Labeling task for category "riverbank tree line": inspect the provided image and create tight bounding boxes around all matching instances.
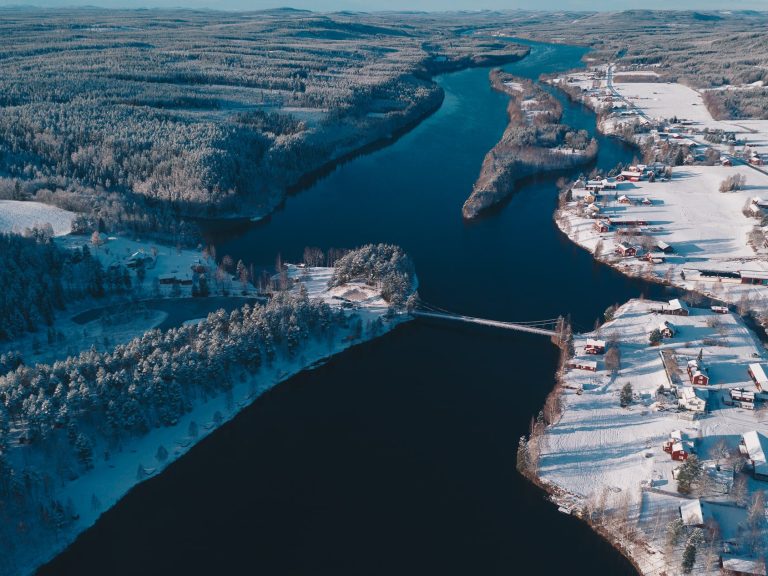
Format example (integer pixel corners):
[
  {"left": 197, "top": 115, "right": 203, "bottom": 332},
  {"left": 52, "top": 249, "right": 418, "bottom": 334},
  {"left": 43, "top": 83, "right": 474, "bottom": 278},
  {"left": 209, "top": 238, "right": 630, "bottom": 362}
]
[
  {"left": 0, "top": 8, "right": 528, "bottom": 239},
  {"left": 0, "top": 243, "right": 412, "bottom": 566}
]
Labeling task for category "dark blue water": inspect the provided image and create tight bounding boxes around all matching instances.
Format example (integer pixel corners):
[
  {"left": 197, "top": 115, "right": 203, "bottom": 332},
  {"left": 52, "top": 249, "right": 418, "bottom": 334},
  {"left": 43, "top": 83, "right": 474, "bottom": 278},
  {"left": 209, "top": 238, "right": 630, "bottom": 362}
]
[{"left": 40, "top": 40, "right": 674, "bottom": 576}]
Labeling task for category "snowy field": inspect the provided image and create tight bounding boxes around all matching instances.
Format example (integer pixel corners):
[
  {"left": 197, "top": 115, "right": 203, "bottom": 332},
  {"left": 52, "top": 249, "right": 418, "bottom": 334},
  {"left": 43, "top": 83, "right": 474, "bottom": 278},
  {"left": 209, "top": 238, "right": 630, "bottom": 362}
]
[
  {"left": 558, "top": 165, "right": 768, "bottom": 315},
  {"left": 538, "top": 299, "right": 768, "bottom": 575},
  {"left": 0, "top": 200, "right": 75, "bottom": 236},
  {"left": 12, "top": 266, "right": 411, "bottom": 576},
  {"left": 552, "top": 67, "right": 768, "bottom": 165}
]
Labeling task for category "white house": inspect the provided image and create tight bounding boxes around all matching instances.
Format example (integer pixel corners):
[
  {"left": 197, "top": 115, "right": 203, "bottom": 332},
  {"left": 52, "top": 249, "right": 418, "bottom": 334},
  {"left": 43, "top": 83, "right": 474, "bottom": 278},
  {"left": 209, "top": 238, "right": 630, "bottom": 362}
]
[{"left": 741, "top": 431, "right": 768, "bottom": 481}]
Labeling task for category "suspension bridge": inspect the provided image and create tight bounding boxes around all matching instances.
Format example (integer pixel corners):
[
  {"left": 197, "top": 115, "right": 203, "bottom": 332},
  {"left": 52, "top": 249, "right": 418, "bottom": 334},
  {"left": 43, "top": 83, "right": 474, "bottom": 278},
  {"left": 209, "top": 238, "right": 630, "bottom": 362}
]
[{"left": 412, "top": 302, "right": 564, "bottom": 338}]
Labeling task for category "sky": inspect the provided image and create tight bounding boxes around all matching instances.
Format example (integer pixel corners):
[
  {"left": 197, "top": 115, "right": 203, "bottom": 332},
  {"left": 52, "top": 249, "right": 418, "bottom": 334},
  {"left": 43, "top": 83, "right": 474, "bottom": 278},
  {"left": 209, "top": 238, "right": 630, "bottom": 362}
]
[{"left": 2, "top": 0, "right": 766, "bottom": 11}]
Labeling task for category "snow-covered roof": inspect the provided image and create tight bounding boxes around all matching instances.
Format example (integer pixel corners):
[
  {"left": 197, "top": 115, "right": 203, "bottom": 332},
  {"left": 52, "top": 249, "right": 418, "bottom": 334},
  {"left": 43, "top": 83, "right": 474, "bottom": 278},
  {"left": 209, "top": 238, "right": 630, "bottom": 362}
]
[
  {"left": 741, "top": 270, "right": 768, "bottom": 280},
  {"left": 671, "top": 429, "right": 682, "bottom": 441},
  {"left": 618, "top": 194, "right": 630, "bottom": 201},
  {"left": 656, "top": 241, "right": 670, "bottom": 250},
  {"left": 679, "top": 499, "right": 704, "bottom": 526},
  {"left": 749, "top": 363, "right": 768, "bottom": 384},
  {"left": 721, "top": 555, "right": 767, "bottom": 576},
  {"left": 586, "top": 338, "right": 606, "bottom": 348},
  {"left": 742, "top": 431, "right": 768, "bottom": 469},
  {"left": 668, "top": 298, "right": 688, "bottom": 311}
]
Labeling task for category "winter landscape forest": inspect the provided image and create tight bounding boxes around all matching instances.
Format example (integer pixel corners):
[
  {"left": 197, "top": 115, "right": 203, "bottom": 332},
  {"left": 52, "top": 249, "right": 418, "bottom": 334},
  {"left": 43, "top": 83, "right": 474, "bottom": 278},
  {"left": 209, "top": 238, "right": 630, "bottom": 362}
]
[{"left": 3, "top": 5, "right": 768, "bottom": 576}]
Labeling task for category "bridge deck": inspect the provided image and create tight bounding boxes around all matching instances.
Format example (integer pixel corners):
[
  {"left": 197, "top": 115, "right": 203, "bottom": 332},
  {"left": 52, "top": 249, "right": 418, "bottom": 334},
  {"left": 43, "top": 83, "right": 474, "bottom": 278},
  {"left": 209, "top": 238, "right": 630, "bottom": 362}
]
[{"left": 412, "top": 310, "right": 557, "bottom": 337}]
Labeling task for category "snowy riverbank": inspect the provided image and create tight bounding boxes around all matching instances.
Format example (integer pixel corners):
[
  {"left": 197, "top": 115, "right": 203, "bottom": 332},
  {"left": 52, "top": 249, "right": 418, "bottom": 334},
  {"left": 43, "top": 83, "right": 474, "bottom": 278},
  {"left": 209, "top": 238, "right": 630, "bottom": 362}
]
[
  {"left": 526, "top": 299, "right": 768, "bottom": 575},
  {"left": 554, "top": 163, "right": 768, "bottom": 328},
  {"left": 9, "top": 265, "right": 413, "bottom": 576}
]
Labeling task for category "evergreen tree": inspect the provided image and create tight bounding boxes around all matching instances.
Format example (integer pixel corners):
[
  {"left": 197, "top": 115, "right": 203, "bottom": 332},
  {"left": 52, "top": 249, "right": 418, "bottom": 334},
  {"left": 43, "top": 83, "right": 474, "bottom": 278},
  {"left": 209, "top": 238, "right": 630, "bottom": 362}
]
[{"left": 620, "top": 382, "right": 633, "bottom": 408}]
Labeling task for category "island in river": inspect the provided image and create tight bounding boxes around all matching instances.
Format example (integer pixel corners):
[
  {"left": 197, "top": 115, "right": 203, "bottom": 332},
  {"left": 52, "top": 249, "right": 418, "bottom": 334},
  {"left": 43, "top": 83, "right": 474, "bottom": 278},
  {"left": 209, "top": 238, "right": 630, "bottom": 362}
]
[{"left": 462, "top": 70, "right": 597, "bottom": 219}]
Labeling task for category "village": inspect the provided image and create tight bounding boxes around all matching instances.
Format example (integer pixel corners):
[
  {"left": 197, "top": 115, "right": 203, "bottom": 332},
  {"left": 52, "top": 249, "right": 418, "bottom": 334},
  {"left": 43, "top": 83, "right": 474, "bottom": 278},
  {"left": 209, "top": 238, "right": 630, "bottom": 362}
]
[
  {"left": 552, "top": 64, "right": 768, "bottom": 171},
  {"left": 533, "top": 297, "right": 768, "bottom": 576},
  {"left": 555, "top": 158, "right": 768, "bottom": 327}
]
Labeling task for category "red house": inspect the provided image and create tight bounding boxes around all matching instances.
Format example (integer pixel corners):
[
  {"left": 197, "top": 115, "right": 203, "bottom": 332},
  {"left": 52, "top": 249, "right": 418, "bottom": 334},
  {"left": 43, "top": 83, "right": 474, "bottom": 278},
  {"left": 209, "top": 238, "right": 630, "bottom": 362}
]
[
  {"left": 584, "top": 338, "right": 606, "bottom": 355},
  {"left": 568, "top": 360, "right": 597, "bottom": 372},
  {"left": 671, "top": 442, "right": 689, "bottom": 461},
  {"left": 687, "top": 359, "right": 709, "bottom": 386},
  {"left": 616, "top": 242, "right": 637, "bottom": 257},
  {"left": 593, "top": 220, "right": 611, "bottom": 233}
]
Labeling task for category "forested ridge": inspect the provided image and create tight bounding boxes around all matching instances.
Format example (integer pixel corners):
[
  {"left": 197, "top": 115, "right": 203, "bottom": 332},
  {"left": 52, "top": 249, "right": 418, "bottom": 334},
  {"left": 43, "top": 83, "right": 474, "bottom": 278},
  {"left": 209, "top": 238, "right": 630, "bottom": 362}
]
[{"left": 0, "top": 8, "right": 528, "bottom": 235}]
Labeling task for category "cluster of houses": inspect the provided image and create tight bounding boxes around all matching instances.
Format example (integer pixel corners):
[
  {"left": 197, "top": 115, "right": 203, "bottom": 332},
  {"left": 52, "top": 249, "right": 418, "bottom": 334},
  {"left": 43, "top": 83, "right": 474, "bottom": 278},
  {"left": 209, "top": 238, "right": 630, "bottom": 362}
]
[{"left": 662, "top": 429, "right": 694, "bottom": 461}]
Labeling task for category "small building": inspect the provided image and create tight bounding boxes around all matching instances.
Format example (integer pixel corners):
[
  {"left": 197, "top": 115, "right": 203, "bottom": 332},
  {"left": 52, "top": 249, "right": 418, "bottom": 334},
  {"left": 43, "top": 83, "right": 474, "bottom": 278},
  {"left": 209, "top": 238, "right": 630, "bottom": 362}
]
[
  {"left": 748, "top": 363, "right": 768, "bottom": 392},
  {"left": 719, "top": 555, "right": 766, "bottom": 576},
  {"left": 667, "top": 298, "right": 690, "bottom": 316},
  {"left": 687, "top": 358, "right": 709, "bottom": 385},
  {"left": 611, "top": 219, "right": 648, "bottom": 227},
  {"left": 655, "top": 241, "right": 673, "bottom": 254},
  {"left": 740, "top": 431, "right": 768, "bottom": 481},
  {"left": 615, "top": 242, "right": 637, "bottom": 257},
  {"left": 586, "top": 203, "right": 601, "bottom": 217},
  {"left": 659, "top": 320, "right": 675, "bottom": 338},
  {"left": 679, "top": 499, "right": 705, "bottom": 527},
  {"left": 711, "top": 305, "right": 729, "bottom": 314},
  {"left": 721, "top": 157, "right": 733, "bottom": 167},
  {"left": 678, "top": 386, "right": 706, "bottom": 413},
  {"left": 619, "top": 170, "right": 643, "bottom": 182},
  {"left": 584, "top": 338, "right": 606, "bottom": 355},
  {"left": 617, "top": 194, "right": 632, "bottom": 205},
  {"left": 586, "top": 179, "right": 605, "bottom": 191},
  {"left": 727, "top": 388, "right": 756, "bottom": 408},
  {"left": 740, "top": 270, "right": 768, "bottom": 285},
  {"left": 568, "top": 359, "right": 598, "bottom": 372},
  {"left": 641, "top": 197, "right": 653, "bottom": 206},
  {"left": 602, "top": 178, "right": 618, "bottom": 190},
  {"left": 593, "top": 219, "right": 611, "bottom": 233},
  {"left": 583, "top": 191, "right": 597, "bottom": 204},
  {"left": 671, "top": 441, "right": 690, "bottom": 461}
]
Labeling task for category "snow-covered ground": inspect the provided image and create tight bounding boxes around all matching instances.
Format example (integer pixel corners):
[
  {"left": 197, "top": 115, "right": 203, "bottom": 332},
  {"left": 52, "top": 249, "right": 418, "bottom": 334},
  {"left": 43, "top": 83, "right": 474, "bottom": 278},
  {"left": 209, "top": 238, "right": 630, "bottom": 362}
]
[
  {"left": 12, "top": 266, "right": 411, "bottom": 576},
  {"left": 537, "top": 299, "right": 768, "bottom": 575},
  {"left": 58, "top": 234, "right": 223, "bottom": 296},
  {"left": 551, "top": 67, "right": 768, "bottom": 167},
  {"left": 557, "top": 165, "right": 768, "bottom": 316},
  {"left": 0, "top": 200, "right": 75, "bottom": 236}
]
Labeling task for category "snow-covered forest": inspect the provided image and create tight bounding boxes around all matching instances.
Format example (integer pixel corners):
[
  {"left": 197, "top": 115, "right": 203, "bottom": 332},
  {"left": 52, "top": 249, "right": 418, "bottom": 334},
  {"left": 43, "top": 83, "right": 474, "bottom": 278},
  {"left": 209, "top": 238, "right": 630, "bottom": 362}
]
[
  {"left": 0, "top": 242, "right": 415, "bottom": 574},
  {"left": 329, "top": 243, "right": 415, "bottom": 307},
  {"left": 0, "top": 8, "right": 527, "bottom": 235},
  {"left": 0, "top": 233, "right": 125, "bottom": 341}
]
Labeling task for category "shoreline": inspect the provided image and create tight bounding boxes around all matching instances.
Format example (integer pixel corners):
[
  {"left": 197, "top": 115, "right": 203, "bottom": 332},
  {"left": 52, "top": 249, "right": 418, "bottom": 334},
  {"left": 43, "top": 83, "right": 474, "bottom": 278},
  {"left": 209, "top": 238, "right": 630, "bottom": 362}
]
[
  {"left": 526, "top": 295, "right": 768, "bottom": 575},
  {"left": 9, "top": 262, "right": 415, "bottom": 576},
  {"left": 198, "top": 48, "right": 531, "bottom": 226},
  {"left": 462, "top": 70, "right": 598, "bottom": 219}
]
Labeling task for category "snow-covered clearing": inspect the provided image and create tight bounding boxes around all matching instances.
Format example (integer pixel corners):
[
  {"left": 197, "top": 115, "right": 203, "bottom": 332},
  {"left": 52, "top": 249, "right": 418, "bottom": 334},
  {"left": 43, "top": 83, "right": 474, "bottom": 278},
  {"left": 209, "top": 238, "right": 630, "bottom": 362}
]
[
  {"left": 558, "top": 165, "right": 768, "bottom": 314},
  {"left": 552, "top": 67, "right": 768, "bottom": 166},
  {"left": 0, "top": 200, "right": 75, "bottom": 236},
  {"left": 13, "top": 266, "right": 409, "bottom": 576},
  {"left": 538, "top": 299, "right": 768, "bottom": 575}
]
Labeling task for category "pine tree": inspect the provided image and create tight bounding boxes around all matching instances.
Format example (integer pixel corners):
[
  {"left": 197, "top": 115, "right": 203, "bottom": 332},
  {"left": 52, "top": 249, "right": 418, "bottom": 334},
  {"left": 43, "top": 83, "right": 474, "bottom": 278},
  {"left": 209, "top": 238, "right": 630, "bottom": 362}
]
[
  {"left": 620, "top": 382, "right": 633, "bottom": 408},
  {"left": 677, "top": 455, "right": 703, "bottom": 494}
]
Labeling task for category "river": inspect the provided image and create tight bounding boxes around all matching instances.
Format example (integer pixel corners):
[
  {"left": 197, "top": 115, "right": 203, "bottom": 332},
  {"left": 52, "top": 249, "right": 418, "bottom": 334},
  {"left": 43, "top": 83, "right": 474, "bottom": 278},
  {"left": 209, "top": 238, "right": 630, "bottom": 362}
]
[{"left": 40, "top": 39, "right": 676, "bottom": 575}]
